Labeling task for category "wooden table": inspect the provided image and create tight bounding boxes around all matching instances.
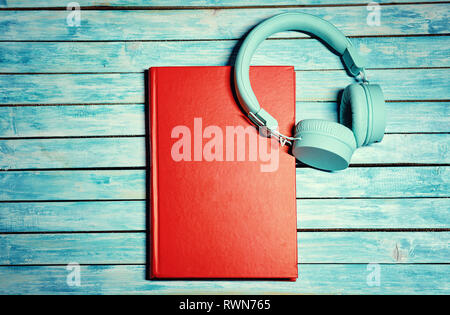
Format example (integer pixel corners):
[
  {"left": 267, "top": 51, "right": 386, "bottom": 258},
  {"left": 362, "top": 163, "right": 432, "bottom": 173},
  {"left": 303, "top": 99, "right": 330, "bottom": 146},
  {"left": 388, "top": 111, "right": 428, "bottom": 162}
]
[{"left": 0, "top": 0, "right": 448, "bottom": 294}]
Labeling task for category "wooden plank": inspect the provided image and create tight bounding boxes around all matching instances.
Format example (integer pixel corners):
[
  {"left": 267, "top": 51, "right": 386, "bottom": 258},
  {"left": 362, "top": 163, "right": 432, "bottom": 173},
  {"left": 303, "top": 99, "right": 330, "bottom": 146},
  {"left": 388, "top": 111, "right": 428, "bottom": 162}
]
[
  {"left": 0, "top": 73, "right": 144, "bottom": 105},
  {"left": 299, "top": 232, "right": 450, "bottom": 263},
  {"left": 0, "top": 101, "right": 448, "bottom": 137},
  {"left": 297, "top": 101, "right": 450, "bottom": 133},
  {"left": 296, "top": 69, "right": 449, "bottom": 101},
  {"left": 2, "top": 36, "right": 449, "bottom": 73},
  {"left": 0, "top": 232, "right": 448, "bottom": 265},
  {"left": 0, "top": 5, "right": 448, "bottom": 41},
  {"left": 0, "top": 105, "right": 146, "bottom": 137},
  {"left": 299, "top": 198, "right": 450, "bottom": 229},
  {"left": 1, "top": 69, "right": 448, "bottom": 104},
  {"left": 0, "top": 167, "right": 447, "bottom": 200},
  {"left": 0, "top": 233, "right": 144, "bottom": 265},
  {"left": 0, "top": 170, "right": 146, "bottom": 200},
  {"left": 350, "top": 134, "right": 450, "bottom": 164},
  {"left": 1, "top": 0, "right": 443, "bottom": 8},
  {"left": 296, "top": 167, "right": 449, "bottom": 198},
  {"left": 1, "top": 198, "right": 448, "bottom": 232},
  {"left": 0, "top": 201, "right": 146, "bottom": 232},
  {"left": 0, "top": 264, "right": 448, "bottom": 294},
  {"left": 0, "top": 134, "right": 448, "bottom": 169},
  {"left": 0, "top": 137, "right": 146, "bottom": 169}
]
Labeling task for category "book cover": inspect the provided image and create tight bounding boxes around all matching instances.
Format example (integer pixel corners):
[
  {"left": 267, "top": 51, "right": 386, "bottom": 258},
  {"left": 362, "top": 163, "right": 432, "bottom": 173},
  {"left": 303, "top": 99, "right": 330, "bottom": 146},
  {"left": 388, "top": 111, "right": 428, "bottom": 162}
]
[{"left": 150, "top": 66, "right": 297, "bottom": 279}]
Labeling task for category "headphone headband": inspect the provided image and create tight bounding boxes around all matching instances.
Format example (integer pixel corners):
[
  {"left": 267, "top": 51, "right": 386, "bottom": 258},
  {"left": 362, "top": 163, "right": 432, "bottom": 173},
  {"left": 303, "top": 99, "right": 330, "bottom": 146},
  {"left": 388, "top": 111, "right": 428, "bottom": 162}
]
[{"left": 234, "top": 13, "right": 366, "bottom": 134}]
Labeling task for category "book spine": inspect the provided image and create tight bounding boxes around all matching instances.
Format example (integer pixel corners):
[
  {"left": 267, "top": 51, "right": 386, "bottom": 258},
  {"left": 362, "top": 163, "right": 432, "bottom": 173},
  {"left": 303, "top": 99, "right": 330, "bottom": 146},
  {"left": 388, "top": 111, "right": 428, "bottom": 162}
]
[
  {"left": 292, "top": 66, "right": 299, "bottom": 277},
  {"left": 150, "top": 67, "right": 159, "bottom": 278}
]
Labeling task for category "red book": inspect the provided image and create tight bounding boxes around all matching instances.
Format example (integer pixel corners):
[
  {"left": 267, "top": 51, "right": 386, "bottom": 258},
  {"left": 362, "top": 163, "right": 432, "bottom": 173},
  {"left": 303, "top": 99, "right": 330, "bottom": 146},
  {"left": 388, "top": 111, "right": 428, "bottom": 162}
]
[{"left": 150, "top": 66, "right": 297, "bottom": 279}]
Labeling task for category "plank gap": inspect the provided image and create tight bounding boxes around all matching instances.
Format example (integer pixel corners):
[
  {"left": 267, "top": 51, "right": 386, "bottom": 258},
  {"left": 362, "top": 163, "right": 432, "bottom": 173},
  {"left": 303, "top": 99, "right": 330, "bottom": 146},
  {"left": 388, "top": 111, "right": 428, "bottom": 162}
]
[
  {"left": 1, "top": 66, "right": 449, "bottom": 75},
  {"left": 1, "top": 2, "right": 449, "bottom": 11},
  {"left": 0, "top": 34, "right": 449, "bottom": 43}
]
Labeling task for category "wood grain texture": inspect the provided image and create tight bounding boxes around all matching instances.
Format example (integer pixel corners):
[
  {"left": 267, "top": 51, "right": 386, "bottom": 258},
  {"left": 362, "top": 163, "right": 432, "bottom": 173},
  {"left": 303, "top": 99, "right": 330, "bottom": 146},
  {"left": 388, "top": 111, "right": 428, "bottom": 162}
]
[
  {"left": 0, "top": 134, "right": 448, "bottom": 169},
  {"left": 0, "top": 264, "right": 448, "bottom": 294},
  {"left": 0, "top": 264, "right": 450, "bottom": 294},
  {"left": 297, "top": 101, "right": 450, "bottom": 133},
  {"left": 0, "top": 105, "right": 146, "bottom": 137},
  {"left": 0, "top": 73, "right": 145, "bottom": 105},
  {"left": 2, "top": 36, "right": 449, "bottom": 73},
  {"left": 298, "top": 232, "right": 450, "bottom": 263},
  {"left": 1, "top": 69, "right": 449, "bottom": 104},
  {"left": 0, "top": 232, "right": 448, "bottom": 264},
  {"left": 1, "top": 198, "right": 449, "bottom": 232},
  {"left": 298, "top": 198, "right": 450, "bottom": 229},
  {"left": 0, "top": 137, "right": 146, "bottom": 169},
  {"left": 0, "top": 4, "right": 448, "bottom": 41},
  {"left": 0, "top": 0, "right": 448, "bottom": 295},
  {"left": 1, "top": 0, "right": 444, "bottom": 8},
  {"left": 0, "top": 101, "right": 448, "bottom": 138},
  {"left": 0, "top": 167, "right": 447, "bottom": 200},
  {"left": 296, "top": 167, "right": 449, "bottom": 198},
  {"left": 0, "top": 170, "right": 146, "bottom": 200},
  {"left": 296, "top": 69, "right": 449, "bottom": 101},
  {"left": 0, "top": 201, "right": 146, "bottom": 232}
]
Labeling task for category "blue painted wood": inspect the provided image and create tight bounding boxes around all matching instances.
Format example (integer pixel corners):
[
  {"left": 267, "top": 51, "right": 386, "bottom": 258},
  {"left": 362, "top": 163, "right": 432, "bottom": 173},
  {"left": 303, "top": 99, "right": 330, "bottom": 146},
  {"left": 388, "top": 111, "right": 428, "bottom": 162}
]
[
  {"left": 0, "top": 105, "right": 146, "bottom": 137},
  {"left": 0, "top": 101, "right": 448, "bottom": 138},
  {"left": 0, "top": 170, "right": 146, "bottom": 200},
  {"left": 1, "top": 69, "right": 448, "bottom": 104},
  {"left": 0, "top": 137, "right": 146, "bottom": 169},
  {"left": 296, "top": 167, "right": 449, "bottom": 198},
  {"left": 0, "top": 264, "right": 448, "bottom": 294},
  {"left": 0, "top": 134, "right": 448, "bottom": 169},
  {"left": 0, "top": 5, "right": 448, "bottom": 41},
  {"left": 1, "top": 198, "right": 448, "bottom": 233},
  {"left": 0, "top": 0, "right": 448, "bottom": 295},
  {"left": 0, "top": 232, "right": 448, "bottom": 264},
  {"left": 296, "top": 69, "right": 450, "bottom": 101},
  {"left": 0, "top": 167, "right": 447, "bottom": 200},
  {"left": 1, "top": 0, "right": 444, "bottom": 7},
  {"left": 0, "top": 73, "right": 145, "bottom": 104},
  {"left": 1, "top": 37, "right": 448, "bottom": 73},
  {"left": 298, "top": 232, "right": 450, "bottom": 263},
  {"left": 298, "top": 199, "right": 450, "bottom": 229},
  {"left": 0, "top": 201, "right": 146, "bottom": 232},
  {"left": 297, "top": 101, "right": 450, "bottom": 133}
]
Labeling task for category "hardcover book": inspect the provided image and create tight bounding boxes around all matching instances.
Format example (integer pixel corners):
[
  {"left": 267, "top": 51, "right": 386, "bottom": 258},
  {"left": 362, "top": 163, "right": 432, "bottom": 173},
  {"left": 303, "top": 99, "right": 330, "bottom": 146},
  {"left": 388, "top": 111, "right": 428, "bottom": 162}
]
[{"left": 150, "top": 66, "right": 297, "bottom": 279}]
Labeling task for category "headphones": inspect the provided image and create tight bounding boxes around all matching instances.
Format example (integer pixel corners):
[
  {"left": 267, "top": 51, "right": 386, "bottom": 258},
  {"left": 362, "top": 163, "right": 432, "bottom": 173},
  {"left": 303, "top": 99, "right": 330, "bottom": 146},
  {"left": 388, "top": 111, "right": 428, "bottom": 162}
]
[{"left": 234, "top": 13, "right": 386, "bottom": 171}]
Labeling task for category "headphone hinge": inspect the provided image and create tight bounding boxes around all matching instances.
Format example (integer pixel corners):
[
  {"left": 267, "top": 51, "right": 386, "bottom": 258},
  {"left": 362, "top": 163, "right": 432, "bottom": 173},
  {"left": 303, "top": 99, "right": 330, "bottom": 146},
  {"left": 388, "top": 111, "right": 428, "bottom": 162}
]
[
  {"left": 342, "top": 46, "right": 366, "bottom": 77},
  {"left": 248, "top": 109, "right": 279, "bottom": 138}
]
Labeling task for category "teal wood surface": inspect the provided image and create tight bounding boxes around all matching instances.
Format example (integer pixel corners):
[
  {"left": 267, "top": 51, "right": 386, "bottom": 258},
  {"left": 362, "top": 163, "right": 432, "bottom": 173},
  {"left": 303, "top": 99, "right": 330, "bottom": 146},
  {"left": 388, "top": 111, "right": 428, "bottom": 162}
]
[
  {"left": 0, "top": 201, "right": 146, "bottom": 232},
  {"left": 1, "top": 0, "right": 445, "bottom": 8},
  {"left": 0, "top": 133, "right": 448, "bottom": 169},
  {"left": 0, "top": 232, "right": 448, "bottom": 264},
  {"left": 0, "top": 0, "right": 448, "bottom": 294},
  {"left": 0, "top": 101, "right": 448, "bottom": 138},
  {"left": 1, "top": 198, "right": 449, "bottom": 233},
  {"left": 1, "top": 69, "right": 449, "bottom": 104},
  {"left": 1, "top": 37, "right": 449, "bottom": 73},
  {"left": 0, "top": 265, "right": 448, "bottom": 295},
  {"left": 298, "top": 199, "right": 450, "bottom": 229},
  {"left": 0, "top": 167, "right": 448, "bottom": 200},
  {"left": 0, "top": 4, "right": 447, "bottom": 41}
]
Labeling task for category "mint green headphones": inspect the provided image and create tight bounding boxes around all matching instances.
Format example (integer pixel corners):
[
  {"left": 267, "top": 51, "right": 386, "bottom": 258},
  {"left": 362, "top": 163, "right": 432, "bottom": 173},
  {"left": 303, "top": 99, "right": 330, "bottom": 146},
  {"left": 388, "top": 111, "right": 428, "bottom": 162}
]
[{"left": 234, "top": 13, "right": 386, "bottom": 171}]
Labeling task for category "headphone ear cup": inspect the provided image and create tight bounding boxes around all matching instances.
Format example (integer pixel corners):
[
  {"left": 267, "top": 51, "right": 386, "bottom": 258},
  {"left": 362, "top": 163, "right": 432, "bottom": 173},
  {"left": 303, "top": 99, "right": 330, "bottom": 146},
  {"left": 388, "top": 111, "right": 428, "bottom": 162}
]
[
  {"left": 339, "top": 84, "right": 368, "bottom": 148},
  {"left": 362, "top": 84, "right": 386, "bottom": 145},
  {"left": 293, "top": 119, "right": 356, "bottom": 171}
]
